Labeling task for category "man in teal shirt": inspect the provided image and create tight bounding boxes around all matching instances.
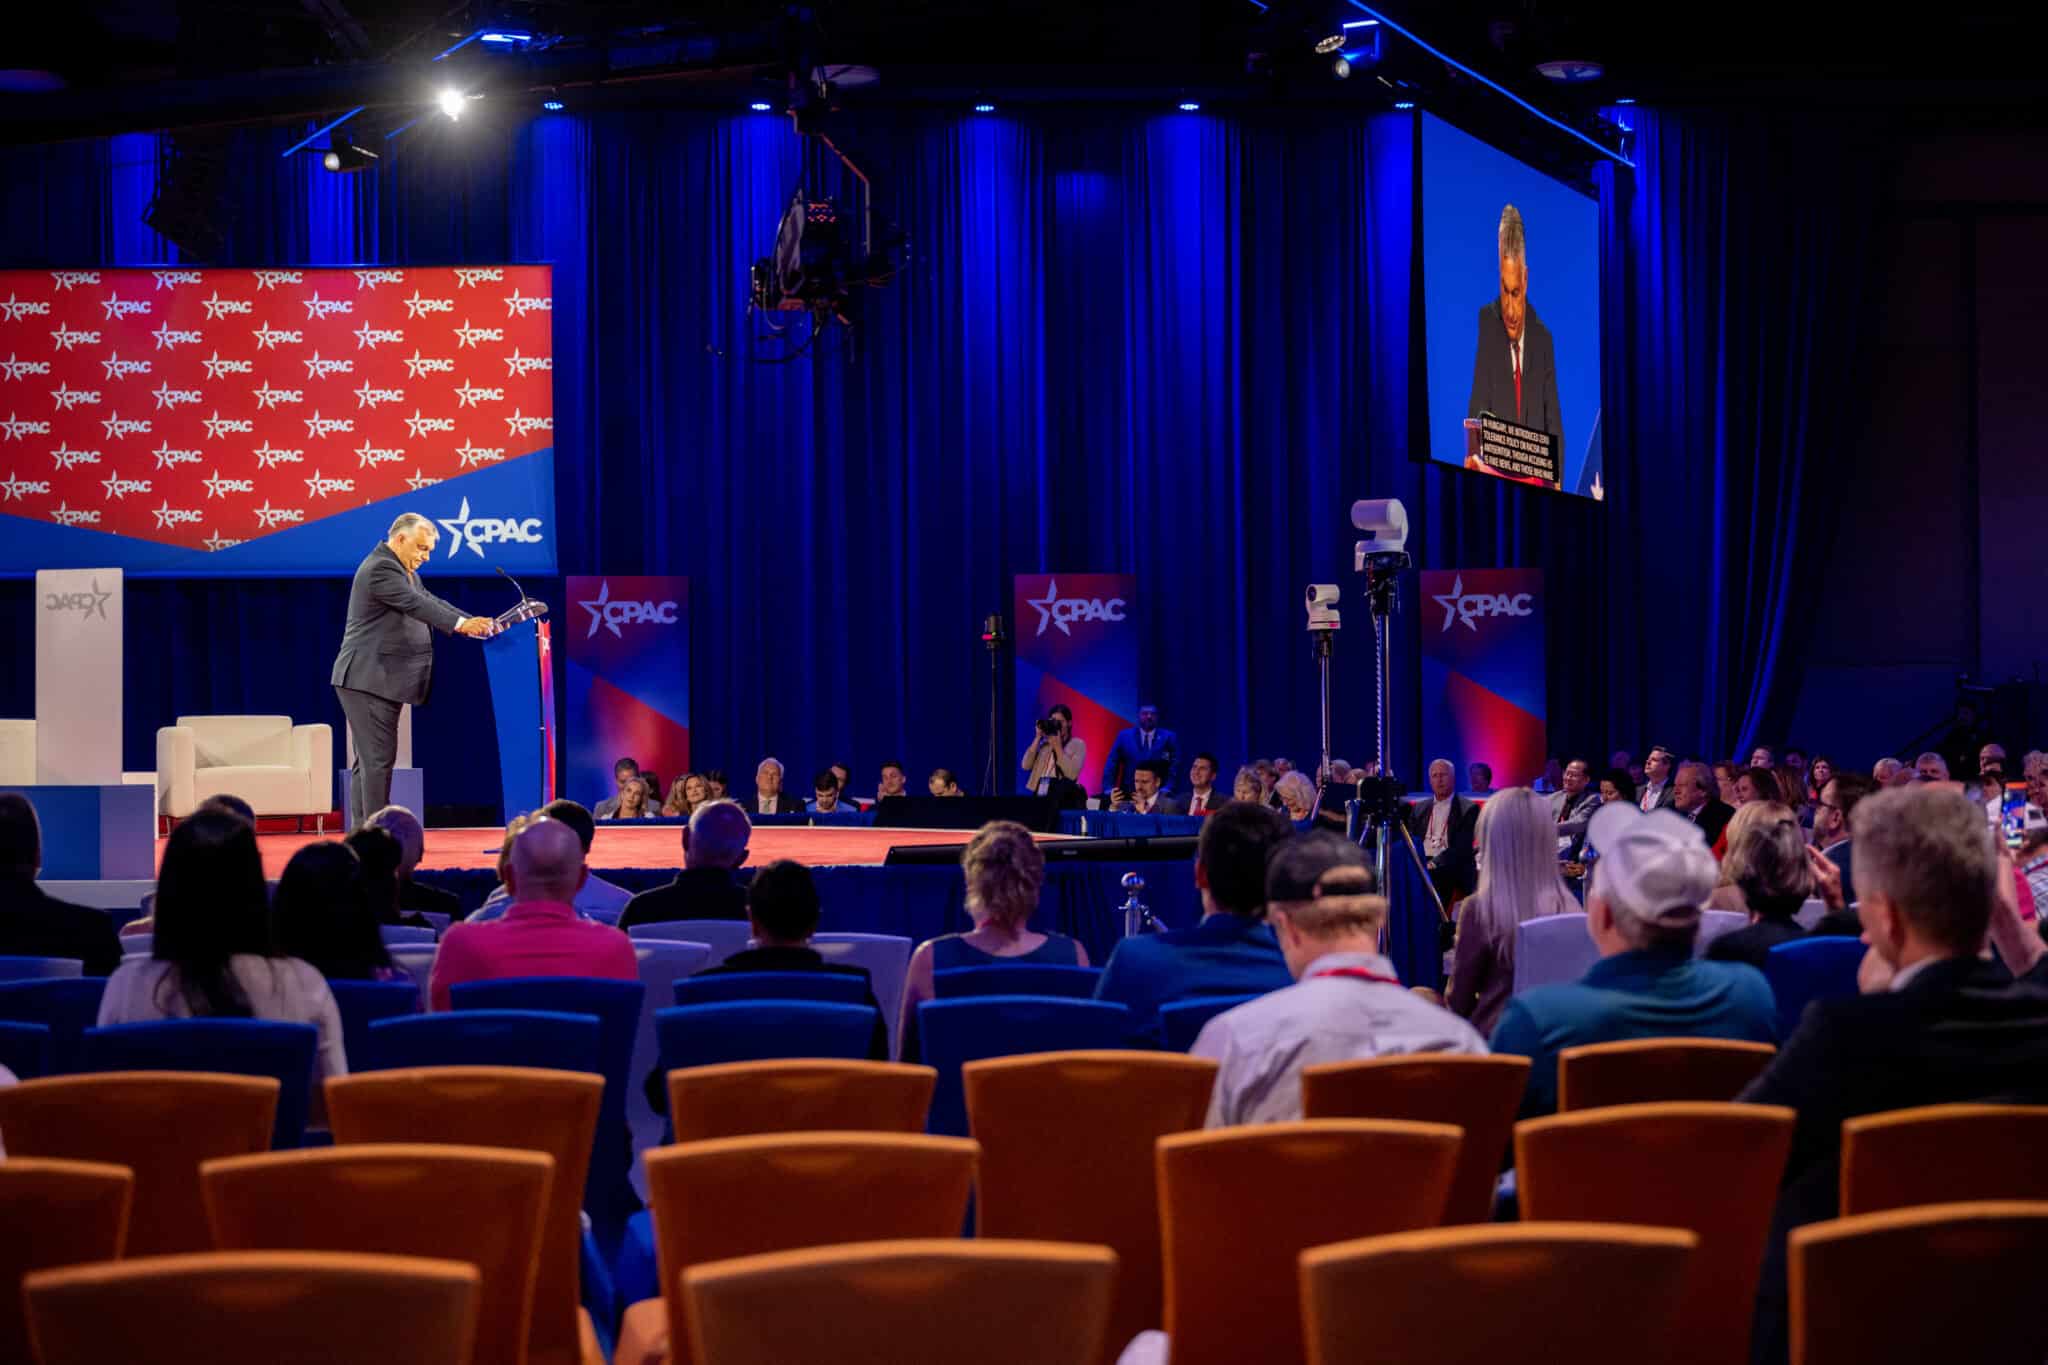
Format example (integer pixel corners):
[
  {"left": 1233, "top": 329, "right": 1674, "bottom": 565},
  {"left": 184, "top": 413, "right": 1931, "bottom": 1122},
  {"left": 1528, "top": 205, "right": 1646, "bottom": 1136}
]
[
  {"left": 1490, "top": 801, "right": 1777, "bottom": 1117},
  {"left": 1094, "top": 800, "right": 1296, "bottom": 1041}
]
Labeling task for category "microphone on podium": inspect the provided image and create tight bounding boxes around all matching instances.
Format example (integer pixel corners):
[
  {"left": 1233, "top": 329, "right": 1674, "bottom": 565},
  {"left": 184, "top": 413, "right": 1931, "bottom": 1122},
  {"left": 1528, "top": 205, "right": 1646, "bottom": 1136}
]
[{"left": 489, "top": 565, "right": 548, "bottom": 632}]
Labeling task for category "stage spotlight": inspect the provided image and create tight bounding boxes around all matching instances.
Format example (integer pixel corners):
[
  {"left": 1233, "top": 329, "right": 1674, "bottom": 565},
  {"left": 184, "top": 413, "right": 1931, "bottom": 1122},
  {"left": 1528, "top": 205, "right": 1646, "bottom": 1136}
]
[
  {"left": 1393, "top": 100, "right": 1415, "bottom": 110},
  {"left": 1178, "top": 100, "right": 1200, "bottom": 111},
  {"left": 973, "top": 102, "right": 995, "bottom": 112},
  {"left": 1313, "top": 32, "right": 1345, "bottom": 54},
  {"left": 321, "top": 129, "right": 378, "bottom": 173},
  {"left": 436, "top": 88, "right": 466, "bottom": 120},
  {"left": 1615, "top": 96, "right": 1636, "bottom": 104},
  {"left": 542, "top": 100, "right": 564, "bottom": 111},
  {"left": 1331, "top": 56, "right": 1351, "bottom": 78},
  {"left": 750, "top": 101, "right": 773, "bottom": 111}
]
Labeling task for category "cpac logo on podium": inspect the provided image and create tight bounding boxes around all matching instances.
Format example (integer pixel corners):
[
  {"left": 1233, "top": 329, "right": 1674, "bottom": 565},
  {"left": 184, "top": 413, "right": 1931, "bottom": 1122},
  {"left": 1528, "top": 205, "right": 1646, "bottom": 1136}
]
[
  {"left": 578, "top": 580, "right": 679, "bottom": 639},
  {"left": 44, "top": 578, "right": 113, "bottom": 619},
  {"left": 1026, "top": 578, "right": 1128, "bottom": 638},
  {"left": 1432, "top": 575, "right": 1536, "bottom": 633}
]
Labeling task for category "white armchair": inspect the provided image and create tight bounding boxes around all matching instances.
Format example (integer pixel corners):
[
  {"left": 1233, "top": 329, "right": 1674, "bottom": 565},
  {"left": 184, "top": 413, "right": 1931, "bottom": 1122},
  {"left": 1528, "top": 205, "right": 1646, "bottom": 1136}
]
[
  {"left": 0, "top": 720, "right": 33, "bottom": 785},
  {"left": 157, "top": 715, "right": 334, "bottom": 823}
]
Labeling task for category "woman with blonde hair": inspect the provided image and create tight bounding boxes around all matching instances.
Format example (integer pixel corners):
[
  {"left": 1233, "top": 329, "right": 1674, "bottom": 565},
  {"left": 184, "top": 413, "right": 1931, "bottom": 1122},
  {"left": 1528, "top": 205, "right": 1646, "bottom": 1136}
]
[
  {"left": 897, "top": 821, "right": 1090, "bottom": 1051},
  {"left": 1705, "top": 801, "right": 1825, "bottom": 968},
  {"left": 661, "top": 772, "right": 710, "bottom": 818},
  {"left": 1231, "top": 765, "right": 1263, "bottom": 804},
  {"left": 1445, "top": 788, "right": 1578, "bottom": 1036}
]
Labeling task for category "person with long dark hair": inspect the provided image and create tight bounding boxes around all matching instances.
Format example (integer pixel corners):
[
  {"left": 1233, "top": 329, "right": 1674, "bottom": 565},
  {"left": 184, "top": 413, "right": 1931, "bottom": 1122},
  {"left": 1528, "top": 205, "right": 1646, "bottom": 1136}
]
[
  {"left": 273, "top": 841, "right": 406, "bottom": 983},
  {"left": 97, "top": 807, "right": 347, "bottom": 1084},
  {"left": 345, "top": 824, "right": 433, "bottom": 931}
]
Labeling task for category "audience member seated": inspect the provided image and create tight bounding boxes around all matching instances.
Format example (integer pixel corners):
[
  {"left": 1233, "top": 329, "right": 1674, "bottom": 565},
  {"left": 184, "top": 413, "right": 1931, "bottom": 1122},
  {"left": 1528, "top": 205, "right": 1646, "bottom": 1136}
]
[
  {"left": 661, "top": 772, "right": 710, "bottom": 819},
  {"left": 1871, "top": 756, "right": 1905, "bottom": 788},
  {"left": 1713, "top": 760, "right": 1742, "bottom": 805},
  {"left": 1408, "top": 759, "right": 1479, "bottom": 903},
  {"left": 361, "top": 804, "right": 462, "bottom": 923},
  {"left": 1740, "top": 784, "right": 2048, "bottom": 1365},
  {"left": 428, "top": 816, "right": 637, "bottom": 1011},
  {"left": 1113, "top": 760, "right": 1182, "bottom": 815},
  {"left": 344, "top": 825, "right": 435, "bottom": 932},
  {"left": 828, "top": 763, "right": 856, "bottom": 806},
  {"left": 899, "top": 821, "right": 1088, "bottom": 1042},
  {"left": 592, "top": 756, "right": 642, "bottom": 820},
  {"left": 1734, "top": 767, "right": 1776, "bottom": 807},
  {"left": 1489, "top": 802, "right": 1776, "bottom": 1118},
  {"left": 609, "top": 776, "right": 656, "bottom": 821},
  {"left": 273, "top": 841, "right": 410, "bottom": 984},
  {"left": 97, "top": 806, "right": 347, "bottom": 1087},
  {"left": 1253, "top": 759, "right": 1280, "bottom": 807},
  {"left": 1092, "top": 802, "right": 1294, "bottom": 1039},
  {"left": 121, "top": 794, "right": 257, "bottom": 939},
  {"left": 1275, "top": 771, "right": 1319, "bottom": 832},
  {"left": 747, "top": 758, "right": 805, "bottom": 816},
  {"left": 876, "top": 761, "right": 909, "bottom": 804},
  {"left": 1598, "top": 766, "right": 1639, "bottom": 813},
  {"left": 1104, "top": 702, "right": 1177, "bottom": 799},
  {"left": 617, "top": 800, "right": 752, "bottom": 929},
  {"left": 703, "top": 769, "right": 729, "bottom": 799},
  {"left": 1670, "top": 759, "right": 1735, "bottom": 848},
  {"left": 1912, "top": 751, "right": 1950, "bottom": 783},
  {"left": 1447, "top": 788, "right": 1579, "bottom": 1038},
  {"left": 697, "top": 860, "right": 887, "bottom": 1052},
  {"left": 1231, "top": 765, "right": 1264, "bottom": 805},
  {"left": 1467, "top": 761, "right": 1495, "bottom": 797},
  {"left": 1748, "top": 745, "right": 1776, "bottom": 771},
  {"left": 0, "top": 792, "right": 121, "bottom": 975},
  {"left": 1533, "top": 757, "right": 1564, "bottom": 795},
  {"left": 928, "top": 768, "right": 965, "bottom": 798},
  {"left": 1183, "top": 754, "right": 1227, "bottom": 815},
  {"left": 1810, "top": 771, "right": 1875, "bottom": 927},
  {"left": 1192, "top": 833, "right": 1487, "bottom": 1126},
  {"left": 806, "top": 769, "right": 849, "bottom": 814},
  {"left": 1703, "top": 803, "right": 1816, "bottom": 969},
  {"left": 2016, "top": 829, "right": 2048, "bottom": 925},
  {"left": 470, "top": 800, "right": 632, "bottom": 924}
]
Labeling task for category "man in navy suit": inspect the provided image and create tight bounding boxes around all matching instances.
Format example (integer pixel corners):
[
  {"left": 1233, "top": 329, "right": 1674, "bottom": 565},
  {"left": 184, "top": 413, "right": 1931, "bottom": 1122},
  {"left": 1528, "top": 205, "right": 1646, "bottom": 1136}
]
[
  {"left": 1467, "top": 204, "right": 1564, "bottom": 462},
  {"left": 1105, "top": 703, "right": 1178, "bottom": 797},
  {"left": 1092, "top": 801, "right": 1295, "bottom": 1041}
]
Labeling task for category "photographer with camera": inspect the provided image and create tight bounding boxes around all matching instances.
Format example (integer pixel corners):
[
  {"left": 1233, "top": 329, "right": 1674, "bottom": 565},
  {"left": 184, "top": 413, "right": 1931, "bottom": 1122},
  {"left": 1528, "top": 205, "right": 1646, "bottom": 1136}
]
[{"left": 1020, "top": 703, "right": 1085, "bottom": 796}]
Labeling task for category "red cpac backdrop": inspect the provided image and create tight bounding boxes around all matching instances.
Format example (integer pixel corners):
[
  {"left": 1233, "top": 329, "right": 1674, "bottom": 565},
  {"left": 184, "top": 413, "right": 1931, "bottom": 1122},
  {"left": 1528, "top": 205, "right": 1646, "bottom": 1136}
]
[{"left": 0, "top": 266, "right": 553, "bottom": 552}]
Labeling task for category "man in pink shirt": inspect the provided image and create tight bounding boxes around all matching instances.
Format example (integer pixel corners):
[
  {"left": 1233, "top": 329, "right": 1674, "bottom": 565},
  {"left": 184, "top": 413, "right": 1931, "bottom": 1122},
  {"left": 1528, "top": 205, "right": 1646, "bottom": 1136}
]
[{"left": 429, "top": 816, "right": 639, "bottom": 1010}]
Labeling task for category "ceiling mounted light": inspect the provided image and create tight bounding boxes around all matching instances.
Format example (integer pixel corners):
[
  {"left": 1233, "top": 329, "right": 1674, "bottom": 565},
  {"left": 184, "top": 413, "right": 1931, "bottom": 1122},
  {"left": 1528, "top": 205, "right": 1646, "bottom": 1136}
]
[
  {"left": 974, "top": 102, "right": 996, "bottom": 113},
  {"left": 1534, "top": 59, "right": 1605, "bottom": 82},
  {"left": 542, "top": 100, "right": 564, "bottom": 112},
  {"left": 436, "top": 88, "right": 467, "bottom": 120},
  {"left": 1178, "top": 100, "right": 1200, "bottom": 111},
  {"left": 1313, "top": 32, "right": 1345, "bottom": 54},
  {"left": 321, "top": 129, "right": 378, "bottom": 172}
]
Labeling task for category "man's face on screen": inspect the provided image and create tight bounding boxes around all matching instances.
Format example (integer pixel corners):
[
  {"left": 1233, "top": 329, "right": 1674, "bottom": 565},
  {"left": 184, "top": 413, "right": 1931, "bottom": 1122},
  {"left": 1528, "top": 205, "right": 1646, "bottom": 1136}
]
[{"left": 1498, "top": 255, "right": 1527, "bottom": 344}]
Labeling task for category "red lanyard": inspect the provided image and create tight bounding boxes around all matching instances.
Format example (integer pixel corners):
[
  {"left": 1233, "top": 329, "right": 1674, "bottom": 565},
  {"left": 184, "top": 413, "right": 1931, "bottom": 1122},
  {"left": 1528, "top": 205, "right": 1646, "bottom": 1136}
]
[{"left": 1309, "top": 965, "right": 1403, "bottom": 987}]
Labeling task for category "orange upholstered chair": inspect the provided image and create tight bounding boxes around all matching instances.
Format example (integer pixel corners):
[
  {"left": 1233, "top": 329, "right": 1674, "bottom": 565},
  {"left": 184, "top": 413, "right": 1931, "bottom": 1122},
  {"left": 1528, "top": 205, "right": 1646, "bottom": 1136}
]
[
  {"left": 1301, "top": 1053, "right": 1531, "bottom": 1224},
  {"left": 1515, "top": 1101, "right": 1795, "bottom": 1365},
  {"left": 1300, "top": 1223, "right": 1698, "bottom": 1365},
  {"left": 1839, "top": 1104, "right": 2048, "bottom": 1215},
  {"left": 23, "top": 1250, "right": 481, "bottom": 1365},
  {"left": 1555, "top": 1037, "right": 1776, "bottom": 1111},
  {"left": 667, "top": 1058, "right": 935, "bottom": 1141},
  {"left": 1157, "top": 1120, "right": 1462, "bottom": 1365},
  {"left": 0, "top": 1071, "right": 276, "bottom": 1256},
  {"left": 323, "top": 1066, "right": 604, "bottom": 1365},
  {"left": 0, "top": 1158, "right": 133, "bottom": 1365},
  {"left": 203, "top": 1144, "right": 552, "bottom": 1365},
  {"left": 964, "top": 1051, "right": 1215, "bottom": 1362},
  {"left": 617, "top": 1132, "right": 978, "bottom": 1365},
  {"left": 683, "top": 1238, "right": 1119, "bottom": 1365},
  {"left": 1791, "top": 1201, "right": 2048, "bottom": 1365}
]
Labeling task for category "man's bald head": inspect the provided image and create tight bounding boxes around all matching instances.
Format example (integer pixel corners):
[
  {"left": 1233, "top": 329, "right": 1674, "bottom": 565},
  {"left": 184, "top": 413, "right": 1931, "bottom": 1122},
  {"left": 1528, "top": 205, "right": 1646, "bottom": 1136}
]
[
  {"left": 506, "top": 816, "right": 588, "bottom": 903},
  {"left": 683, "top": 799, "right": 751, "bottom": 870}
]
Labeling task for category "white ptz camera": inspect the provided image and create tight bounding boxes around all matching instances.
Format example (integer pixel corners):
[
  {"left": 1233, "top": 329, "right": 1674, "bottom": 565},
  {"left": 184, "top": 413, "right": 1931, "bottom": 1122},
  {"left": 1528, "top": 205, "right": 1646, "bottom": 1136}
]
[{"left": 1306, "top": 583, "right": 1341, "bottom": 632}]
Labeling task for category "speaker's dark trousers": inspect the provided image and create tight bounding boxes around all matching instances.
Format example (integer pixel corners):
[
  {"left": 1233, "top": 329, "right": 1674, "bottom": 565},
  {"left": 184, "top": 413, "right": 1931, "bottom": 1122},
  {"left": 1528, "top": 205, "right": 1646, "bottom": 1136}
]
[{"left": 334, "top": 685, "right": 401, "bottom": 824}]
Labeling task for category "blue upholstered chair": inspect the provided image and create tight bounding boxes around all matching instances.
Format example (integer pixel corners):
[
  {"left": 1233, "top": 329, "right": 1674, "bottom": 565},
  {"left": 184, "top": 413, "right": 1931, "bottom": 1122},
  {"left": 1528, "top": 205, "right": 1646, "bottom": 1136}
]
[
  {"left": 324, "top": 980, "right": 421, "bottom": 1075},
  {"left": 933, "top": 964, "right": 1103, "bottom": 1000},
  {"left": 1764, "top": 937, "right": 1867, "bottom": 1036},
  {"left": 0, "top": 1020, "right": 52, "bottom": 1080},
  {"left": 917, "top": 996, "right": 1135, "bottom": 1137},
  {"left": 358, "top": 1008, "right": 602, "bottom": 1077},
  {"left": 0, "top": 956, "right": 84, "bottom": 981},
  {"left": 1159, "top": 994, "right": 1261, "bottom": 1053},
  {"left": 81, "top": 1018, "right": 318, "bottom": 1148},
  {"left": 673, "top": 972, "right": 870, "bottom": 1008},
  {"left": 0, "top": 977, "right": 109, "bottom": 1074}
]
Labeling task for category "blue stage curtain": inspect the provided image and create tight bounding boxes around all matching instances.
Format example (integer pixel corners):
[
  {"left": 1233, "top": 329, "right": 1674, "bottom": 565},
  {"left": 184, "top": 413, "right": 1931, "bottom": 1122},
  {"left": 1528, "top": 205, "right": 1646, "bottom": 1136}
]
[{"left": 0, "top": 106, "right": 1878, "bottom": 815}]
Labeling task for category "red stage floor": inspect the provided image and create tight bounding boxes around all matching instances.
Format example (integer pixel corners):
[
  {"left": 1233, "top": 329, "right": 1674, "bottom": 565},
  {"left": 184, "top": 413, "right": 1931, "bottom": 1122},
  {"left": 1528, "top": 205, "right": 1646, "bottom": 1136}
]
[{"left": 163, "top": 825, "right": 1070, "bottom": 880}]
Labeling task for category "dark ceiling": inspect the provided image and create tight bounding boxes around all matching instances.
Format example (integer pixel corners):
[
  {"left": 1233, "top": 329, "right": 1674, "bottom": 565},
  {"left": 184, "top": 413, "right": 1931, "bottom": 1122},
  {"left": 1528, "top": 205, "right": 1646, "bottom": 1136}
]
[{"left": 5, "top": 0, "right": 2041, "bottom": 153}]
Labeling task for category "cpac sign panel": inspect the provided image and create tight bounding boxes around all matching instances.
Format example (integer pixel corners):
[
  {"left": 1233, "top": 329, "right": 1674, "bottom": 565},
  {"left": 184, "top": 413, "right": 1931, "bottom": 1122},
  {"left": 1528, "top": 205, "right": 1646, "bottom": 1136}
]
[
  {"left": 0, "top": 266, "right": 556, "bottom": 576},
  {"left": 563, "top": 576, "right": 690, "bottom": 813},
  {"left": 1013, "top": 574, "right": 1137, "bottom": 796},
  {"left": 1418, "top": 568, "right": 1547, "bottom": 790}
]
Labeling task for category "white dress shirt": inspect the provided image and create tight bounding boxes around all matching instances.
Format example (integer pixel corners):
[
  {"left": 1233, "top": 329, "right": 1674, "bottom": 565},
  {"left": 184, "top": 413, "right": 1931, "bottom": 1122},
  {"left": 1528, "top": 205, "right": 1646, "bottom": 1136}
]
[
  {"left": 1188, "top": 788, "right": 1219, "bottom": 813},
  {"left": 1191, "top": 950, "right": 1488, "bottom": 1127},
  {"left": 98, "top": 954, "right": 348, "bottom": 1084},
  {"left": 1424, "top": 798, "right": 1452, "bottom": 858}
]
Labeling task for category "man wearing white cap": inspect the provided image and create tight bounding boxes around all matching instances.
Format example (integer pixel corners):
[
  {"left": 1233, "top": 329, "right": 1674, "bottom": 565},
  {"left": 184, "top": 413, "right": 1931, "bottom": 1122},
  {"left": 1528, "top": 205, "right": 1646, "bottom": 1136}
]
[
  {"left": 1488, "top": 801, "right": 1777, "bottom": 1118},
  {"left": 1191, "top": 832, "right": 1487, "bottom": 1127}
]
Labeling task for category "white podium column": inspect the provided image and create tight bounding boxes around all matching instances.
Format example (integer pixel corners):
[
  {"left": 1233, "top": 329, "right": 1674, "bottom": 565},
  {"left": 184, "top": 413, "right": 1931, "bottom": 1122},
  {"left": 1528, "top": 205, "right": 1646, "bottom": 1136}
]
[{"left": 35, "top": 569, "right": 123, "bottom": 785}]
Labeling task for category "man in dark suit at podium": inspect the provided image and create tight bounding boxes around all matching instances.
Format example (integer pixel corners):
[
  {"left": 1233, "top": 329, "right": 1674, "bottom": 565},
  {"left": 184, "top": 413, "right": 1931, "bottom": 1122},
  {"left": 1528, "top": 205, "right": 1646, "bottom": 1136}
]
[
  {"left": 332, "top": 513, "right": 496, "bottom": 823},
  {"left": 1468, "top": 204, "right": 1564, "bottom": 451}
]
